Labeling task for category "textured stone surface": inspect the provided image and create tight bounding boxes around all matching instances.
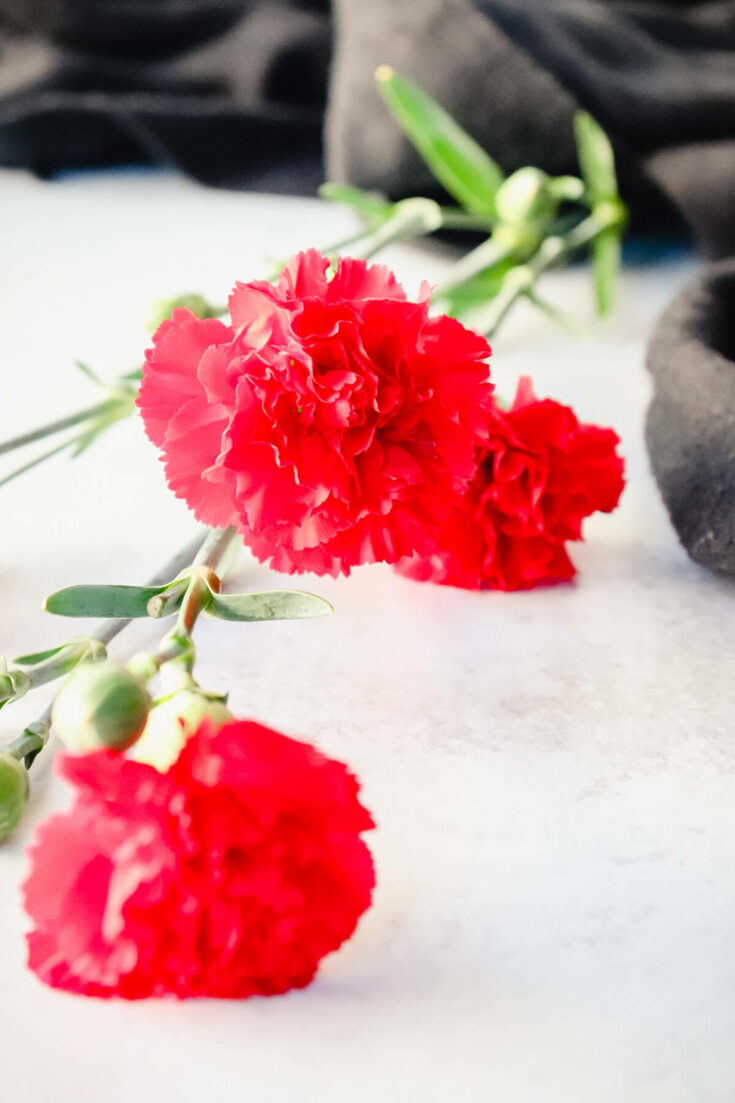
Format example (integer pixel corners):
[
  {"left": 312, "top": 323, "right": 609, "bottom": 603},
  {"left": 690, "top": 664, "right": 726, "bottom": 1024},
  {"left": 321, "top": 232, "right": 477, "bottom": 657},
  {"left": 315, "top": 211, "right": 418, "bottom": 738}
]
[{"left": 646, "top": 260, "right": 735, "bottom": 575}]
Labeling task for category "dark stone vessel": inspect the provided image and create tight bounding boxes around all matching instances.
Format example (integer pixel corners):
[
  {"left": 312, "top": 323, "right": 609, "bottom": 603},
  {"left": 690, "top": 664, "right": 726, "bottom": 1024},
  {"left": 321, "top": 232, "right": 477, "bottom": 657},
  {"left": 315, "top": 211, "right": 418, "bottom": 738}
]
[{"left": 646, "top": 261, "right": 735, "bottom": 575}]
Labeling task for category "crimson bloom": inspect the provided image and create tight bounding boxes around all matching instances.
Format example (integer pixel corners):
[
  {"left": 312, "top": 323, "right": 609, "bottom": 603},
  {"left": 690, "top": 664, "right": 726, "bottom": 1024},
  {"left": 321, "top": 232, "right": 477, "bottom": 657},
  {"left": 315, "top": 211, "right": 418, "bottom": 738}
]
[
  {"left": 398, "top": 377, "right": 624, "bottom": 591},
  {"left": 138, "top": 250, "right": 493, "bottom": 576},
  {"left": 24, "top": 720, "right": 375, "bottom": 999}
]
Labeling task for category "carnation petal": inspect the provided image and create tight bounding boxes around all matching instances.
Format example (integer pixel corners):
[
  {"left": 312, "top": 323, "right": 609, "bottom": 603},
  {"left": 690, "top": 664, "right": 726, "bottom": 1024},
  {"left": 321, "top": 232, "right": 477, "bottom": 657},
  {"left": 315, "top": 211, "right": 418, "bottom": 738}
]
[
  {"left": 398, "top": 378, "right": 624, "bottom": 591},
  {"left": 138, "top": 312, "right": 233, "bottom": 447},
  {"left": 328, "top": 256, "right": 407, "bottom": 303},
  {"left": 139, "top": 251, "right": 494, "bottom": 576},
  {"left": 24, "top": 721, "right": 375, "bottom": 999}
]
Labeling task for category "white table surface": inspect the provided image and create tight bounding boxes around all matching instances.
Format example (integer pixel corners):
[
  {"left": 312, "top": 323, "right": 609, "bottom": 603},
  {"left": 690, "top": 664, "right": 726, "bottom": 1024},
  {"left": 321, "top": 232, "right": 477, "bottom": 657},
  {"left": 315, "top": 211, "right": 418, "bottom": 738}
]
[{"left": 1, "top": 169, "right": 732, "bottom": 1103}]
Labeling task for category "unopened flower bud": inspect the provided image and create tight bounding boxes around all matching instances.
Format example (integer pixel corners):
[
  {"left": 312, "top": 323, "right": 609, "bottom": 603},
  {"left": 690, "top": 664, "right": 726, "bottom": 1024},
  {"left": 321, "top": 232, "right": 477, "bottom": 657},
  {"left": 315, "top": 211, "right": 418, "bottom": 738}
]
[
  {"left": 148, "top": 294, "right": 222, "bottom": 332},
  {"left": 495, "top": 167, "right": 556, "bottom": 229},
  {"left": 0, "top": 752, "right": 29, "bottom": 842},
  {"left": 0, "top": 663, "right": 30, "bottom": 708},
  {"left": 52, "top": 660, "right": 151, "bottom": 753},
  {"left": 131, "top": 689, "right": 233, "bottom": 771}
]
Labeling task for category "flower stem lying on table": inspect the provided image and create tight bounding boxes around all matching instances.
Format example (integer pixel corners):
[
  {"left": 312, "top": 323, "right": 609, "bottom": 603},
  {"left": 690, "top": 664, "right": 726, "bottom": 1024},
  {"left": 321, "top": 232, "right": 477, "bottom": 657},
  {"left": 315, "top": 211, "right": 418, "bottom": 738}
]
[
  {"left": 0, "top": 398, "right": 120, "bottom": 456},
  {"left": 0, "top": 527, "right": 332, "bottom": 839},
  {"left": 0, "top": 75, "right": 626, "bottom": 492},
  {"left": 0, "top": 377, "right": 138, "bottom": 482},
  {"left": 0, "top": 529, "right": 209, "bottom": 834},
  {"left": 0, "top": 437, "right": 82, "bottom": 490},
  {"left": 134, "top": 526, "right": 239, "bottom": 673},
  {"left": 475, "top": 206, "right": 625, "bottom": 337}
]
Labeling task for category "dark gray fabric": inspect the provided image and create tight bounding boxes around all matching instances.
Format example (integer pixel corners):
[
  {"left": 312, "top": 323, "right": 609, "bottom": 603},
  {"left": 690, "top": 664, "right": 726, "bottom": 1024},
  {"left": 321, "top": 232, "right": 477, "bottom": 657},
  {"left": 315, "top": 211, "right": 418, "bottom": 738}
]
[
  {"left": 0, "top": 1, "right": 329, "bottom": 191},
  {"left": 646, "top": 260, "right": 735, "bottom": 576},
  {"left": 1, "top": 0, "right": 734, "bottom": 250},
  {"left": 472, "top": 0, "right": 735, "bottom": 257},
  {"left": 327, "top": 0, "right": 579, "bottom": 197}
]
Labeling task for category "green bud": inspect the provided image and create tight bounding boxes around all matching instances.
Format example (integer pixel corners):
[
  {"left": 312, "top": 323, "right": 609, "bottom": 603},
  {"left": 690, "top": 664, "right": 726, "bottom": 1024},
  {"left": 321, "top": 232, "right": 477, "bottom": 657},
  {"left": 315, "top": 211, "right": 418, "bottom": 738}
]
[
  {"left": 130, "top": 689, "right": 233, "bottom": 771},
  {"left": 0, "top": 661, "right": 30, "bottom": 709},
  {"left": 52, "top": 660, "right": 151, "bottom": 753},
  {"left": 148, "top": 294, "right": 223, "bottom": 332},
  {"left": 494, "top": 167, "right": 557, "bottom": 230},
  {"left": 0, "top": 752, "right": 29, "bottom": 842}
]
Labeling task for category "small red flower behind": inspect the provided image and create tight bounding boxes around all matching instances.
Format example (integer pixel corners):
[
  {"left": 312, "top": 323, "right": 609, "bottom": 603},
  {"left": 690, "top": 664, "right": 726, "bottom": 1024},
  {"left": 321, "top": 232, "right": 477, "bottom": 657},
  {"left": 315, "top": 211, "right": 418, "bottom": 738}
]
[
  {"left": 137, "top": 250, "right": 493, "bottom": 576},
  {"left": 23, "top": 720, "right": 375, "bottom": 999},
  {"left": 398, "top": 377, "right": 625, "bottom": 591}
]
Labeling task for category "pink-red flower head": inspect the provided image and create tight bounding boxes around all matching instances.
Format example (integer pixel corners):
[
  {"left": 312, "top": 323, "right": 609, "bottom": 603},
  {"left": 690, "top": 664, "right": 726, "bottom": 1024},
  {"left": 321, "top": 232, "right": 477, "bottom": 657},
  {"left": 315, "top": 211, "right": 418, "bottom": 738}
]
[
  {"left": 138, "top": 250, "right": 493, "bottom": 576},
  {"left": 24, "top": 720, "right": 375, "bottom": 999},
  {"left": 398, "top": 377, "right": 625, "bottom": 591}
]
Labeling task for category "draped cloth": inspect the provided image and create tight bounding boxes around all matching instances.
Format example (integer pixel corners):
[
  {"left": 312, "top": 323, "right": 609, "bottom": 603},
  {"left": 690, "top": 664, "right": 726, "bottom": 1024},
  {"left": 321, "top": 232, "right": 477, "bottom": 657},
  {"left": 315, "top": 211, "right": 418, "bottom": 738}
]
[{"left": 1, "top": 0, "right": 734, "bottom": 256}]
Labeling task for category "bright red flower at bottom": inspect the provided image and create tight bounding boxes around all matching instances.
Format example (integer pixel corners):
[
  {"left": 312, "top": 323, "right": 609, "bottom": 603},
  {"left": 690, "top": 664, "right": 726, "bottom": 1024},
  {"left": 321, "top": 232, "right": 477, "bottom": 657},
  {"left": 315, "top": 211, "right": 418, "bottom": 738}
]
[
  {"left": 397, "top": 377, "right": 625, "bottom": 591},
  {"left": 23, "top": 721, "right": 375, "bottom": 999}
]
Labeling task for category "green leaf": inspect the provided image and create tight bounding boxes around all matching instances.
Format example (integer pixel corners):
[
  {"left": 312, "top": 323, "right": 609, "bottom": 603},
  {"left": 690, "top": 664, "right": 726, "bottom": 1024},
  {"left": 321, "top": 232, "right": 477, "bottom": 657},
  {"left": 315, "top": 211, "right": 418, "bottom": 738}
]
[
  {"left": 13, "top": 645, "right": 67, "bottom": 666},
  {"left": 438, "top": 256, "right": 516, "bottom": 318},
  {"left": 573, "top": 112, "right": 618, "bottom": 201},
  {"left": 547, "top": 175, "right": 585, "bottom": 203},
  {"left": 376, "top": 66, "right": 504, "bottom": 215},
  {"left": 148, "top": 293, "right": 224, "bottom": 332},
  {"left": 591, "top": 226, "right": 621, "bottom": 316},
  {"left": 74, "top": 360, "right": 103, "bottom": 386},
  {"left": 527, "top": 291, "right": 578, "bottom": 334},
  {"left": 44, "top": 583, "right": 176, "bottom": 619},
  {"left": 318, "top": 183, "right": 394, "bottom": 224},
  {"left": 69, "top": 390, "right": 137, "bottom": 458},
  {"left": 207, "top": 589, "right": 333, "bottom": 623}
]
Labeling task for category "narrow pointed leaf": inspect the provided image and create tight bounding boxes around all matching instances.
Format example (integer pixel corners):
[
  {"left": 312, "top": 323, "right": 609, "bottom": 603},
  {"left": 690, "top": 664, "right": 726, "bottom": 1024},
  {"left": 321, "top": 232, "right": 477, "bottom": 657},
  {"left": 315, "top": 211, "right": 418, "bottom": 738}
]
[
  {"left": 44, "top": 583, "right": 174, "bottom": 619},
  {"left": 74, "top": 360, "right": 103, "bottom": 386},
  {"left": 591, "top": 226, "right": 621, "bottom": 315},
  {"left": 527, "top": 291, "right": 578, "bottom": 334},
  {"left": 376, "top": 67, "right": 503, "bottom": 215},
  {"left": 574, "top": 112, "right": 618, "bottom": 201},
  {"left": 148, "top": 293, "right": 224, "bottom": 332},
  {"left": 13, "top": 645, "right": 67, "bottom": 666},
  {"left": 548, "top": 175, "right": 585, "bottom": 202},
  {"left": 207, "top": 589, "right": 333, "bottom": 623},
  {"left": 437, "top": 256, "right": 516, "bottom": 318},
  {"left": 319, "top": 183, "right": 394, "bottom": 223},
  {"left": 70, "top": 426, "right": 103, "bottom": 458}
]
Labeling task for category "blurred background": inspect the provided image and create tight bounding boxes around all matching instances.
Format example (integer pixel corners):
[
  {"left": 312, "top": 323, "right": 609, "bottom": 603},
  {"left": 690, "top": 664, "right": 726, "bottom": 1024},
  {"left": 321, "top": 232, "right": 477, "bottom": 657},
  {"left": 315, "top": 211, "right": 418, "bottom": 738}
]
[{"left": 1, "top": 0, "right": 734, "bottom": 257}]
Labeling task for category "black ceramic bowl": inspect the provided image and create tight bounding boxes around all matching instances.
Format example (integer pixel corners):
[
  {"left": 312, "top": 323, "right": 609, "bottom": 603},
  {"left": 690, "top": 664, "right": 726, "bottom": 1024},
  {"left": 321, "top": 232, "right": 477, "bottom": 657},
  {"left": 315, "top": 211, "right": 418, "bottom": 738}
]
[{"left": 646, "top": 260, "right": 735, "bottom": 575}]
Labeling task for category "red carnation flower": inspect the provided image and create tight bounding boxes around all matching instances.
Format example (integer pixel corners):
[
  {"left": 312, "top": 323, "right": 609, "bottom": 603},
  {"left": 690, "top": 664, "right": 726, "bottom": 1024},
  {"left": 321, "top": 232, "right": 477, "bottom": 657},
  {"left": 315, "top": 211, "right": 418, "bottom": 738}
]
[
  {"left": 138, "top": 249, "right": 493, "bottom": 576},
  {"left": 23, "top": 720, "right": 375, "bottom": 999},
  {"left": 398, "top": 377, "right": 624, "bottom": 591}
]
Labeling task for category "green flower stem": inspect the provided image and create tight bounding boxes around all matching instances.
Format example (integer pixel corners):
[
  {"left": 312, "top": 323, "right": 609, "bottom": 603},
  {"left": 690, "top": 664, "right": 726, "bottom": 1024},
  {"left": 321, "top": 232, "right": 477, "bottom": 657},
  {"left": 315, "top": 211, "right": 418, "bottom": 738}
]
[
  {"left": 432, "top": 234, "right": 524, "bottom": 300},
  {"left": 0, "top": 437, "right": 78, "bottom": 490},
  {"left": 475, "top": 208, "right": 624, "bottom": 337},
  {"left": 320, "top": 200, "right": 495, "bottom": 264},
  {"left": 437, "top": 208, "right": 495, "bottom": 232},
  {"left": 1, "top": 529, "right": 209, "bottom": 775},
  {"left": 155, "top": 526, "right": 239, "bottom": 671},
  {"left": 355, "top": 199, "right": 443, "bottom": 261},
  {"left": 474, "top": 264, "right": 536, "bottom": 337},
  {"left": 320, "top": 204, "right": 495, "bottom": 266},
  {"left": 6, "top": 721, "right": 49, "bottom": 769},
  {"left": 321, "top": 227, "right": 385, "bottom": 260},
  {"left": 0, "top": 398, "right": 123, "bottom": 457},
  {"left": 1, "top": 641, "right": 106, "bottom": 709},
  {"left": 1, "top": 387, "right": 138, "bottom": 488}
]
